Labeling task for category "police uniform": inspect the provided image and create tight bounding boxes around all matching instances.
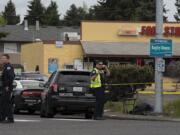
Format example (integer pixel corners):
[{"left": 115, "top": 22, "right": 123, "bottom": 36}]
[
  {"left": 0, "top": 63, "right": 15, "bottom": 122},
  {"left": 90, "top": 68, "right": 106, "bottom": 119}
]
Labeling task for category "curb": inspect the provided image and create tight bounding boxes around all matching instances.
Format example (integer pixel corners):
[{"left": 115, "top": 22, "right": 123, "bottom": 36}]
[{"left": 104, "top": 113, "right": 180, "bottom": 122}]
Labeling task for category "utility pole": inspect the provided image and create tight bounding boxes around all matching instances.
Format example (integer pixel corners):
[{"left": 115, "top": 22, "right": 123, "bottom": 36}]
[{"left": 154, "top": 0, "right": 164, "bottom": 113}]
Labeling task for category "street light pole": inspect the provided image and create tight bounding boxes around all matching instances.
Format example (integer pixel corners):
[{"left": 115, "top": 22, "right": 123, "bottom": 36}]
[{"left": 155, "top": 0, "right": 164, "bottom": 113}]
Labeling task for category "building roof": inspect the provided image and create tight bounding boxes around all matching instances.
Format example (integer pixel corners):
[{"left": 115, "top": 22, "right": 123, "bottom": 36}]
[
  {"left": 0, "top": 25, "right": 80, "bottom": 42},
  {"left": 81, "top": 41, "right": 180, "bottom": 57}
]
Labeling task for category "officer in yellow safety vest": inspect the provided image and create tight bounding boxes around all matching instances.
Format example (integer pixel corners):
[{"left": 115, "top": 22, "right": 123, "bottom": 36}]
[{"left": 90, "top": 61, "right": 110, "bottom": 120}]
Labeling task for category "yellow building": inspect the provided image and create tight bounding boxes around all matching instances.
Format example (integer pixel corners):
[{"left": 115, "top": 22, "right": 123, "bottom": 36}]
[
  {"left": 21, "top": 41, "right": 83, "bottom": 75},
  {"left": 21, "top": 21, "right": 180, "bottom": 75}
]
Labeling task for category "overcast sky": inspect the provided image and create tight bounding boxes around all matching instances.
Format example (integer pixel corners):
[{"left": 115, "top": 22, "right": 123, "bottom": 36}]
[{"left": 0, "top": 0, "right": 177, "bottom": 22}]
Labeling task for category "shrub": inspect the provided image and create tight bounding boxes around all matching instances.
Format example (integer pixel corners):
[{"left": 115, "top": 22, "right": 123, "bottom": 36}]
[
  {"left": 107, "top": 64, "right": 154, "bottom": 101},
  {"left": 166, "top": 61, "right": 180, "bottom": 80}
]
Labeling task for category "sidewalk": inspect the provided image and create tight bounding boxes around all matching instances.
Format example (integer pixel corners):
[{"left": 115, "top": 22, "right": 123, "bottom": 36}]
[{"left": 104, "top": 111, "right": 180, "bottom": 122}]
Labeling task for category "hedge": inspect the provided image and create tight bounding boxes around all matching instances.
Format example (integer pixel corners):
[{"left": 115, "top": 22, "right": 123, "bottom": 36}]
[{"left": 107, "top": 64, "right": 154, "bottom": 101}]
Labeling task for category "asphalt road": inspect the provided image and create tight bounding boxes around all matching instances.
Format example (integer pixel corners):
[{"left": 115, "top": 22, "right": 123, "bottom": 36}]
[
  {"left": 0, "top": 95, "right": 180, "bottom": 135},
  {"left": 0, "top": 113, "right": 180, "bottom": 135}
]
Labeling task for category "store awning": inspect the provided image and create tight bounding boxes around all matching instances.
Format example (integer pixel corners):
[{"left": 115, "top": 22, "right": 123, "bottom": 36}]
[{"left": 81, "top": 41, "right": 180, "bottom": 57}]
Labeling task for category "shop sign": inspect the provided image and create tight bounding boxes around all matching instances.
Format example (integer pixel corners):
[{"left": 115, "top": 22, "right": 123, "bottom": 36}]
[
  {"left": 117, "top": 28, "right": 139, "bottom": 36},
  {"left": 55, "top": 41, "right": 63, "bottom": 48},
  {"left": 141, "top": 26, "right": 180, "bottom": 37}
]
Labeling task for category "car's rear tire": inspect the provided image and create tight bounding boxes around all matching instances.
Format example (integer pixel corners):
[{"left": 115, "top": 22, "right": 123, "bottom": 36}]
[
  {"left": 40, "top": 103, "right": 46, "bottom": 118},
  {"left": 45, "top": 107, "right": 54, "bottom": 118},
  {"left": 40, "top": 97, "right": 55, "bottom": 118},
  {"left": 85, "top": 112, "right": 93, "bottom": 119},
  {"left": 44, "top": 100, "right": 55, "bottom": 118}
]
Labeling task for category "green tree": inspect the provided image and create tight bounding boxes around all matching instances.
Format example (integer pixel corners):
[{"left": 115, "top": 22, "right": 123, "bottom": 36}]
[
  {"left": 64, "top": 4, "right": 87, "bottom": 26},
  {"left": 26, "top": 0, "right": 45, "bottom": 25},
  {"left": 174, "top": 0, "right": 180, "bottom": 22},
  {"left": 166, "top": 61, "right": 180, "bottom": 80},
  {"left": 88, "top": 0, "right": 136, "bottom": 20},
  {"left": 134, "top": 0, "right": 168, "bottom": 21},
  {"left": 44, "top": 1, "right": 60, "bottom": 26},
  {"left": 0, "top": 16, "right": 7, "bottom": 25},
  {"left": 88, "top": 0, "right": 167, "bottom": 21},
  {"left": 0, "top": 16, "right": 8, "bottom": 39},
  {"left": 3, "top": 0, "right": 20, "bottom": 25}
]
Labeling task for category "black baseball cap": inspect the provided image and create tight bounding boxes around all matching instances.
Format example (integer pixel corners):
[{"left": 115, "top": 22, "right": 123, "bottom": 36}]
[{"left": 95, "top": 60, "right": 103, "bottom": 65}]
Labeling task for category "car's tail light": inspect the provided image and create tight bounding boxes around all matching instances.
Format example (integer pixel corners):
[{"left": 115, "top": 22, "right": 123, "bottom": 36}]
[
  {"left": 50, "top": 83, "right": 58, "bottom": 92},
  {"left": 41, "top": 92, "right": 47, "bottom": 97},
  {"left": 22, "top": 91, "right": 41, "bottom": 97}
]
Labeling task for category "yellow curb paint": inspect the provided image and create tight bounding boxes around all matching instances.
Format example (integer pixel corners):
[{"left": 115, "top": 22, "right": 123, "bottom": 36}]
[
  {"left": 138, "top": 91, "right": 180, "bottom": 95},
  {"left": 106, "top": 82, "right": 180, "bottom": 86}
]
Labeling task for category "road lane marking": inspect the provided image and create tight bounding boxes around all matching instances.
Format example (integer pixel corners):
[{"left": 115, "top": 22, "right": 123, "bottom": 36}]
[
  {"left": 50, "top": 118, "right": 94, "bottom": 122},
  {"left": 15, "top": 119, "right": 41, "bottom": 122},
  {"left": 14, "top": 118, "right": 94, "bottom": 122}
]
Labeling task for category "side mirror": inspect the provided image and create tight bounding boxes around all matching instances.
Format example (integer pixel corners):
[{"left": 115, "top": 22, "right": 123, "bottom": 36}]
[
  {"left": 13, "top": 82, "right": 17, "bottom": 88},
  {"left": 39, "top": 82, "right": 45, "bottom": 88}
]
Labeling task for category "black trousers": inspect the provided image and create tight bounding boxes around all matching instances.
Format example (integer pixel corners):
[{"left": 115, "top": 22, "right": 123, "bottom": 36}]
[
  {"left": 0, "top": 89, "right": 14, "bottom": 121},
  {"left": 92, "top": 87, "right": 105, "bottom": 118}
]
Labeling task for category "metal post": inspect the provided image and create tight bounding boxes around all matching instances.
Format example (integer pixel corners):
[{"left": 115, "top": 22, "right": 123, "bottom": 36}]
[{"left": 155, "top": 0, "right": 164, "bottom": 113}]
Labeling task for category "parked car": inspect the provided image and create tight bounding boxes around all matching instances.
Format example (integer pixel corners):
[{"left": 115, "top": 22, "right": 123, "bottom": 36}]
[
  {"left": 40, "top": 70, "right": 96, "bottom": 119},
  {"left": 13, "top": 80, "right": 44, "bottom": 114},
  {"left": 15, "top": 72, "right": 48, "bottom": 82}
]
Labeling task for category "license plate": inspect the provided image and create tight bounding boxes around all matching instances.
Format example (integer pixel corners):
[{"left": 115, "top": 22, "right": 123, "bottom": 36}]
[
  {"left": 73, "top": 87, "right": 83, "bottom": 92},
  {"left": 25, "top": 99, "right": 37, "bottom": 103},
  {"left": 28, "top": 103, "right": 34, "bottom": 106}
]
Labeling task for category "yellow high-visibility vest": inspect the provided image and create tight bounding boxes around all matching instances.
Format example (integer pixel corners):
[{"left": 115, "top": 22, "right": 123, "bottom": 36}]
[{"left": 90, "top": 68, "right": 102, "bottom": 88}]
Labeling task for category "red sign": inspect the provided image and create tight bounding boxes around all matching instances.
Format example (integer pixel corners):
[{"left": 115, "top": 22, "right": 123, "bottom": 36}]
[{"left": 141, "top": 26, "right": 180, "bottom": 37}]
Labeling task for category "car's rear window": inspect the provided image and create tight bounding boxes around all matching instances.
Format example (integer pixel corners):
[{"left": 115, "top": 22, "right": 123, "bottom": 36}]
[
  {"left": 21, "top": 73, "right": 48, "bottom": 81},
  {"left": 20, "top": 81, "right": 40, "bottom": 89},
  {"left": 23, "top": 74, "right": 42, "bottom": 78},
  {"left": 58, "top": 71, "right": 90, "bottom": 83}
]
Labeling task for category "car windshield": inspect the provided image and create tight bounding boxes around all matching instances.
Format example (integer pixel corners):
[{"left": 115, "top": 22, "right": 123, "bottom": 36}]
[
  {"left": 59, "top": 71, "right": 90, "bottom": 83},
  {"left": 20, "top": 81, "right": 40, "bottom": 89}
]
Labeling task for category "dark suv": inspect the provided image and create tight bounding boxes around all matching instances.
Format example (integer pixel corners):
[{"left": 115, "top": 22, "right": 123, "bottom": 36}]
[{"left": 40, "top": 70, "right": 96, "bottom": 119}]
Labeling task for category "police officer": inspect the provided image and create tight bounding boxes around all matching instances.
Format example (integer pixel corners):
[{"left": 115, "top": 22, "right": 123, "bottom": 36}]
[
  {"left": 0, "top": 54, "right": 15, "bottom": 123},
  {"left": 0, "top": 68, "right": 3, "bottom": 121},
  {"left": 90, "top": 61, "right": 110, "bottom": 120}
]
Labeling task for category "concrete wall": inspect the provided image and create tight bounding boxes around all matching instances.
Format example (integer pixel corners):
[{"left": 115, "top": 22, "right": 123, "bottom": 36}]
[{"left": 81, "top": 21, "right": 180, "bottom": 43}]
